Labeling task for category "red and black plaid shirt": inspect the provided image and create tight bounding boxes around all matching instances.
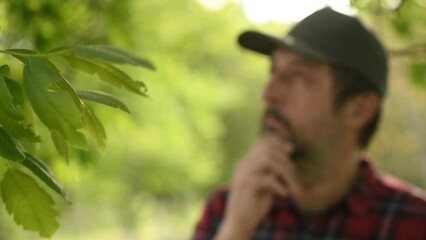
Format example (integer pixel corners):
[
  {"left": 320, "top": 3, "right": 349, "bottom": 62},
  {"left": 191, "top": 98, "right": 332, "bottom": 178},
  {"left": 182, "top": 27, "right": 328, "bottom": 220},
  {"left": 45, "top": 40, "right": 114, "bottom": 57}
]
[{"left": 193, "top": 160, "right": 426, "bottom": 239}]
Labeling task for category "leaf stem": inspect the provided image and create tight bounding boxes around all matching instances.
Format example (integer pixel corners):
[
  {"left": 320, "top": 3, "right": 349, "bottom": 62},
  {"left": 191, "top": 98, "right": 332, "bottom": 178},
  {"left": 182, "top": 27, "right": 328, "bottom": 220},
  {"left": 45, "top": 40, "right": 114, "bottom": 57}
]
[{"left": 0, "top": 49, "right": 72, "bottom": 58}]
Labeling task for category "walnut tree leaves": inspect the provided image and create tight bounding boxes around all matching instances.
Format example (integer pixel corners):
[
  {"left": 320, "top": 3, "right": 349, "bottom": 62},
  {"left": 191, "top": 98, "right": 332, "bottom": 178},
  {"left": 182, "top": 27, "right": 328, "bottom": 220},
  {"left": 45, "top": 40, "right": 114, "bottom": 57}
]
[{"left": 0, "top": 45, "right": 154, "bottom": 237}]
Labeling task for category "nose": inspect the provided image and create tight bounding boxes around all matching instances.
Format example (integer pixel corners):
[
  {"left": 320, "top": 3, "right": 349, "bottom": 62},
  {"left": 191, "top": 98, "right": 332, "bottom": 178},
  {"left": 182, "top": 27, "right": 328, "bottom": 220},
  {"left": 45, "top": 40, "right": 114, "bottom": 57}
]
[{"left": 262, "top": 77, "right": 281, "bottom": 105}]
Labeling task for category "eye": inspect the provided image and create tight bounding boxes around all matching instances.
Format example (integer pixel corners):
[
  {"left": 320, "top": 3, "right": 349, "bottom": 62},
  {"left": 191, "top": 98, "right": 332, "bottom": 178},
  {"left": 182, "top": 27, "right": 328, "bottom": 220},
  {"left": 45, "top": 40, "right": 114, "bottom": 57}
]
[
  {"left": 289, "top": 70, "right": 305, "bottom": 79},
  {"left": 281, "top": 71, "right": 303, "bottom": 84}
]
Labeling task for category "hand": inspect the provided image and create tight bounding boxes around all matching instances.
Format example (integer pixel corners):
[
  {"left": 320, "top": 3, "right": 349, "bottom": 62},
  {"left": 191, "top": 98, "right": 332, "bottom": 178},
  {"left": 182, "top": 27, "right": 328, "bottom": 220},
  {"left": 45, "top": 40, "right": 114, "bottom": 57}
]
[{"left": 215, "top": 134, "right": 301, "bottom": 240}]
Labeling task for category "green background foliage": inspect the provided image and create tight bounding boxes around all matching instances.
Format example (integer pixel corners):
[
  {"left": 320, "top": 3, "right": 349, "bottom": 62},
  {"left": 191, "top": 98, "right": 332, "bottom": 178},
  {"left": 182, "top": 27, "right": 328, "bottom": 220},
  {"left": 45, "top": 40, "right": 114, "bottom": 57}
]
[{"left": 0, "top": 0, "right": 426, "bottom": 239}]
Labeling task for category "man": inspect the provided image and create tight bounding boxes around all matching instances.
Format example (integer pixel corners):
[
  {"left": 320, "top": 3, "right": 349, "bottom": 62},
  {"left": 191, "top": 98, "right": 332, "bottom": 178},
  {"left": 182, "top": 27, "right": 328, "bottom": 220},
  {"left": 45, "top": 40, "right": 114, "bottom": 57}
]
[{"left": 193, "top": 7, "right": 426, "bottom": 240}]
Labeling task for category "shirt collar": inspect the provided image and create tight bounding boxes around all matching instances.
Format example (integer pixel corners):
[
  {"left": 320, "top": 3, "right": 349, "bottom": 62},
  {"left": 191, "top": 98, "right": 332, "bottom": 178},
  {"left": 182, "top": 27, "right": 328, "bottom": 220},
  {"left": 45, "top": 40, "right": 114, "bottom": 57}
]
[
  {"left": 344, "top": 159, "right": 378, "bottom": 215},
  {"left": 272, "top": 157, "right": 381, "bottom": 216}
]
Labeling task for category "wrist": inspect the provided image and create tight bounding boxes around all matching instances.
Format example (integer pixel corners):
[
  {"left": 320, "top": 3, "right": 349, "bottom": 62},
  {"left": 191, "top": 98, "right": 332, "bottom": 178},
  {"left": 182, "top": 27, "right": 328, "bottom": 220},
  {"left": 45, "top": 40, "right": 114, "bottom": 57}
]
[{"left": 214, "top": 217, "right": 255, "bottom": 240}]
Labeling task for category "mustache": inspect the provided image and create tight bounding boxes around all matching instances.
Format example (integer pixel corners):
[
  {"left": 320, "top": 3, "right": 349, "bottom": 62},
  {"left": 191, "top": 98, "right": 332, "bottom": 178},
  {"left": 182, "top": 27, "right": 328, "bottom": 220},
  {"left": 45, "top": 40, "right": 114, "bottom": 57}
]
[
  {"left": 263, "top": 107, "right": 292, "bottom": 134},
  {"left": 263, "top": 108, "right": 301, "bottom": 159}
]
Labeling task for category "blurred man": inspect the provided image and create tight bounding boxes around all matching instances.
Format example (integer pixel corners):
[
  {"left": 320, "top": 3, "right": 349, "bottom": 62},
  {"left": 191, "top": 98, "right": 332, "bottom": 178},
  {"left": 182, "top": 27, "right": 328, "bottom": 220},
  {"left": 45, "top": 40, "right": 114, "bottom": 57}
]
[{"left": 192, "top": 7, "right": 426, "bottom": 240}]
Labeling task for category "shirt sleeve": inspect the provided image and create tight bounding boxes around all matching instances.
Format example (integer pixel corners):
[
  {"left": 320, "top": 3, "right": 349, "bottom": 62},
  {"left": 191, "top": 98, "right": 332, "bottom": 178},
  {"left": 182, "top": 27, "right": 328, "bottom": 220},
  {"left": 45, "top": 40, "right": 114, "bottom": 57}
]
[{"left": 192, "top": 188, "right": 228, "bottom": 240}]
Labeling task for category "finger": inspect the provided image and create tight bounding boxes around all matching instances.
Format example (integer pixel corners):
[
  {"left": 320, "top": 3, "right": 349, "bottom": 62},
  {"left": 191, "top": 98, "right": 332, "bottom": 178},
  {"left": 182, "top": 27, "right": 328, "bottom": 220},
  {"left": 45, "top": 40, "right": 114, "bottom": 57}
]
[
  {"left": 255, "top": 157, "right": 301, "bottom": 196},
  {"left": 258, "top": 174, "right": 289, "bottom": 197},
  {"left": 267, "top": 146, "right": 293, "bottom": 163},
  {"left": 276, "top": 160, "right": 302, "bottom": 196},
  {"left": 263, "top": 135, "right": 294, "bottom": 155},
  {"left": 256, "top": 157, "right": 293, "bottom": 180},
  {"left": 255, "top": 134, "right": 293, "bottom": 158}
]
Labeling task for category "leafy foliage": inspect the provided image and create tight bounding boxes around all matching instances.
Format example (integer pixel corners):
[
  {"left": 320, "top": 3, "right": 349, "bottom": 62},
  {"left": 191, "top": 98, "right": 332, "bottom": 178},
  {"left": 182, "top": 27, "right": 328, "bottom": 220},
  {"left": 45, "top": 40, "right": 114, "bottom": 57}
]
[
  {"left": 0, "top": 71, "right": 40, "bottom": 143},
  {"left": 21, "top": 153, "right": 69, "bottom": 203},
  {"left": 0, "top": 44, "right": 154, "bottom": 237},
  {"left": 72, "top": 45, "right": 155, "bottom": 70},
  {"left": 76, "top": 90, "right": 131, "bottom": 113},
  {"left": 65, "top": 56, "right": 148, "bottom": 97},
  {"left": 0, "top": 126, "right": 26, "bottom": 162},
  {"left": 1, "top": 168, "right": 60, "bottom": 238},
  {"left": 351, "top": 0, "right": 426, "bottom": 88}
]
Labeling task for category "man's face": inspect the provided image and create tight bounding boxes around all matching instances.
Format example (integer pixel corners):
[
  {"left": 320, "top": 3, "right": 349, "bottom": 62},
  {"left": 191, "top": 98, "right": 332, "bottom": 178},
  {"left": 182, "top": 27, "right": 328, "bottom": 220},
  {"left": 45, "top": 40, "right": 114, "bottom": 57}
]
[{"left": 262, "top": 48, "right": 346, "bottom": 161}]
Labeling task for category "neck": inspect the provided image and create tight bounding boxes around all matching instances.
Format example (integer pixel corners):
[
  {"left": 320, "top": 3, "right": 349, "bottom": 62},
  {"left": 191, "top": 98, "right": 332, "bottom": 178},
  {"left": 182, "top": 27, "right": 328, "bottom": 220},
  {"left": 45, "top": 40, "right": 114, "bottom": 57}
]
[{"left": 292, "top": 144, "right": 363, "bottom": 213}]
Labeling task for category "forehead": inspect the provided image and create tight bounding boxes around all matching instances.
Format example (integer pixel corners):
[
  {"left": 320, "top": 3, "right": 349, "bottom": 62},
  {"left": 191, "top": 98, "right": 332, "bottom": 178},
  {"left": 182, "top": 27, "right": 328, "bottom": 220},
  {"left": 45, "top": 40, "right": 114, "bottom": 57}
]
[{"left": 271, "top": 48, "right": 336, "bottom": 93}]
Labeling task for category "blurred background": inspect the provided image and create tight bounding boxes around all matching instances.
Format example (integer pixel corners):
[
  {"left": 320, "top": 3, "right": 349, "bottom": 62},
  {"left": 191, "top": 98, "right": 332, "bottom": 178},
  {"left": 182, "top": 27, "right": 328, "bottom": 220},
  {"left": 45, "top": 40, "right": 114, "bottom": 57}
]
[{"left": 0, "top": 0, "right": 426, "bottom": 239}]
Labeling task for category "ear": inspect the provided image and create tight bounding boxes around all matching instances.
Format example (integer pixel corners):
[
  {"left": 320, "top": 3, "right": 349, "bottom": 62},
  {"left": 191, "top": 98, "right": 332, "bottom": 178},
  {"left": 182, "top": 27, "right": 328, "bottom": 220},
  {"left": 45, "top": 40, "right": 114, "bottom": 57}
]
[{"left": 342, "top": 93, "right": 380, "bottom": 131}]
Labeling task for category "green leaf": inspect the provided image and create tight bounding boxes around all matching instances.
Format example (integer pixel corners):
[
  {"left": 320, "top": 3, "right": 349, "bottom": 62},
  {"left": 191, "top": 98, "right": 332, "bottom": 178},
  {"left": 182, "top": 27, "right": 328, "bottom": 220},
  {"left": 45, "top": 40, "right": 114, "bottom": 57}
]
[
  {"left": 0, "top": 110, "right": 40, "bottom": 142},
  {"left": 23, "top": 57, "right": 88, "bottom": 153},
  {"left": 0, "top": 76, "right": 24, "bottom": 120},
  {"left": 0, "top": 47, "right": 72, "bottom": 59},
  {"left": 45, "top": 46, "right": 72, "bottom": 55},
  {"left": 0, "top": 48, "right": 38, "bottom": 57},
  {"left": 65, "top": 56, "right": 148, "bottom": 96},
  {"left": 0, "top": 168, "right": 59, "bottom": 237},
  {"left": 21, "top": 152, "right": 70, "bottom": 203},
  {"left": 0, "top": 75, "right": 25, "bottom": 121},
  {"left": 82, "top": 107, "right": 106, "bottom": 150},
  {"left": 72, "top": 45, "right": 156, "bottom": 70},
  {"left": 77, "top": 90, "right": 130, "bottom": 113},
  {"left": 0, "top": 64, "right": 10, "bottom": 76},
  {"left": 0, "top": 77, "right": 40, "bottom": 142},
  {"left": 51, "top": 130, "right": 69, "bottom": 162},
  {"left": 0, "top": 125, "right": 25, "bottom": 162},
  {"left": 0, "top": 159, "right": 7, "bottom": 176},
  {"left": 47, "top": 76, "right": 108, "bottom": 150},
  {"left": 4, "top": 77, "right": 25, "bottom": 107}
]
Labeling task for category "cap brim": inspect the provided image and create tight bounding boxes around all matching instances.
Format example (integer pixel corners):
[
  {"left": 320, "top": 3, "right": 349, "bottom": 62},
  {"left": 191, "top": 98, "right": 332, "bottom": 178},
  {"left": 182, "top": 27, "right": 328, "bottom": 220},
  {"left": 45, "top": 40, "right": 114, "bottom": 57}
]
[
  {"left": 238, "top": 30, "right": 330, "bottom": 63},
  {"left": 238, "top": 31, "right": 286, "bottom": 55}
]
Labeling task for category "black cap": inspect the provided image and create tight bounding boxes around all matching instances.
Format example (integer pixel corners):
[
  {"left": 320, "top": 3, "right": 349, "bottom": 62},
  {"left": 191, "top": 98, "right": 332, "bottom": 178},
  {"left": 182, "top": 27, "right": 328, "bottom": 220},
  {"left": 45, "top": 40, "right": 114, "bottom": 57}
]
[{"left": 238, "top": 7, "right": 388, "bottom": 96}]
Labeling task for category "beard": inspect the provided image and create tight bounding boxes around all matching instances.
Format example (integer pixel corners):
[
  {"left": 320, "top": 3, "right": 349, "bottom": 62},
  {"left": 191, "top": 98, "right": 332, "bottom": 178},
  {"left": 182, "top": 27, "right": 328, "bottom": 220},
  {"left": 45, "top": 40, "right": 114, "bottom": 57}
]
[{"left": 261, "top": 107, "right": 309, "bottom": 161}]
